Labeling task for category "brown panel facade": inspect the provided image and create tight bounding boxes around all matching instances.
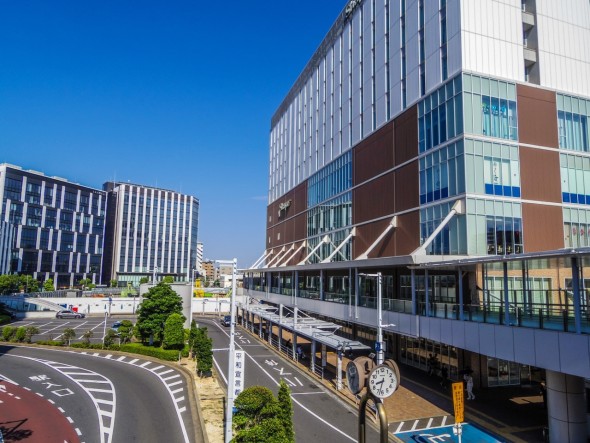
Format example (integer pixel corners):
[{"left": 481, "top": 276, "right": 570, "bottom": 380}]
[
  {"left": 394, "top": 105, "right": 418, "bottom": 166},
  {"left": 353, "top": 210, "right": 420, "bottom": 258},
  {"left": 517, "top": 84, "right": 558, "bottom": 148},
  {"left": 353, "top": 121, "right": 394, "bottom": 185},
  {"left": 353, "top": 171, "right": 396, "bottom": 224},
  {"left": 519, "top": 146, "right": 561, "bottom": 203},
  {"left": 266, "top": 181, "right": 308, "bottom": 250},
  {"left": 522, "top": 203, "right": 564, "bottom": 252},
  {"left": 394, "top": 160, "right": 419, "bottom": 212}
]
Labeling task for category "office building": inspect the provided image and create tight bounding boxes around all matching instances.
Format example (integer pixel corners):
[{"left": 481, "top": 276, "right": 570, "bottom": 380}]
[
  {"left": 245, "top": 1, "right": 590, "bottom": 440},
  {"left": 0, "top": 164, "right": 106, "bottom": 288},
  {"left": 196, "top": 242, "right": 204, "bottom": 276},
  {"left": 0, "top": 221, "right": 14, "bottom": 275},
  {"left": 102, "top": 182, "right": 199, "bottom": 285}
]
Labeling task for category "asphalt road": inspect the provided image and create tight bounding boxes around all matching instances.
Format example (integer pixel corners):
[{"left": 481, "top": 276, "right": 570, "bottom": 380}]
[
  {"left": 0, "top": 345, "right": 199, "bottom": 443},
  {"left": 196, "top": 316, "right": 380, "bottom": 443}
]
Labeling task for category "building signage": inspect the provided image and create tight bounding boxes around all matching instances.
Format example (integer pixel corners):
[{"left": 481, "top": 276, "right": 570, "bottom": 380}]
[
  {"left": 345, "top": 0, "right": 362, "bottom": 17},
  {"left": 278, "top": 199, "right": 292, "bottom": 216},
  {"left": 233, "top": 350, "right": 245, "bottom": 397},
  {"left": 452, "top": 382, "right": 464, "bottom": 423}
]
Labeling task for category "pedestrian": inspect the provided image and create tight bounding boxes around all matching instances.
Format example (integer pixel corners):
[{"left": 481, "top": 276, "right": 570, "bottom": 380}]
[
  {"left": 465, "top": 373, "right": 475, "bottom": 400},
  {"left": 440, "top": 365, "right": 449, "bottom": 389},
  {"left": 296, "top": 345, "right": 303, "bottom": 360},
  {"left": 539, "top": 380, "right": 546, "bottom": 409},
  {"left": 427, "top": 354, "right": 434, "bottom": 376}
]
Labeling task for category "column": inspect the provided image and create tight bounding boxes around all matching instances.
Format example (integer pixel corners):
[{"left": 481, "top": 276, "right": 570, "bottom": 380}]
[
  {"left": 310, "top": 339, "right": 316, "bottom": 373},
  {"left": 411, "top": 269, "right": 417, "bottom": 316},
  {"left": 503, "top": 262, "right": 510, "bottom": 326},
  {"left": 571, "top": 257, "right": 582, "bottom": 334},
  {"left": 267, "top": 319, "right": 272, "bottom": 345},
  {"left": 546, "top": 370, "right": 587, "bottom": 442},
  {"left": 336, "top": 346, "right": 343, "bottom": 390},
  {"left": 458, "top": 267, "right": 464, "bottom": 321},
  {"left": 425, "top": 270, "right": 430, "bottom": 317}
]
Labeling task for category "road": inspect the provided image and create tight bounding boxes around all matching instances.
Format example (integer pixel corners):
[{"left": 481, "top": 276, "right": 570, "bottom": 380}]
[
  {"left": 0, "top": 344, "right": 199, "bottom": 443},
  {"left": 196, "top": 316, "right": 380, "bottom": 443}
]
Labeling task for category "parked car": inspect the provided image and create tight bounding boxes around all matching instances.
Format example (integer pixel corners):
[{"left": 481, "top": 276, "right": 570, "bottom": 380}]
[
  {"left": 221, "top": 315, "right": 231, "bottom": 326},
  {"left": 55, "top": 310, "right": 85, "bottom": 319},
  {"left": 110, "top": 321, "right": 122, "bottom": 334}
]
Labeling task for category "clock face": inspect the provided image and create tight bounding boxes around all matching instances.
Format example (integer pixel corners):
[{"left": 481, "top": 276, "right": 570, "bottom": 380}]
[{"left": 368, "top": 365, "right": 398, "bottom": 399}]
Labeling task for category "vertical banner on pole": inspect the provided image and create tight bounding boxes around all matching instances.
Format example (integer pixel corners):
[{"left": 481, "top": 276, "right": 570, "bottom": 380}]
[
  {"left": 233, "top": 350, "right": 245, "bottom": 398},
  {"left": 452, "top": 382, "right": 464, "bottom": 423}
]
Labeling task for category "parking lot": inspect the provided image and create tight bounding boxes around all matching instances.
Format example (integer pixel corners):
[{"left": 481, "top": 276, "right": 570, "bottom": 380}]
[{"left": 7, "top": 316, "right": 136, "bottom": 344}]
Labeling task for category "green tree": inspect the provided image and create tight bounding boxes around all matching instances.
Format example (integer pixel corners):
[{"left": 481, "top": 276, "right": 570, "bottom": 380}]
[
  {"left": 135, "top": 282, "right": 184, "bottom": 344},
  {"left": 43, "top": 278, "right": 55, "bottom": 291},
  {"left": 0, "top": 274, "right": 21, "bottom": 295},
  {"left": 277, "top": 380, "right": 294, "bottom": 442},
  {"left": 139, "top": 277, "right": 149, "bottom": 284},
  {"left": 62, "top": 328, "right": 76, "bottom": 346},
  {"left": 109, "top": 279, "right": 118, "bottom": 288},
  {"left": 24, "top": 326, "right": 40, "bottom": 343},
  {"left": 118, "top": 320, "right": 134, "bottom": 344},
  {"left": 188, "top": 320, "right": 199, "bottom": 357},
  {"left": 103, "top": 329, "right": 118, "bottom": 347},
  {"left": 232, "top": 386, "right": 287, "bottom": 443},
  {"left": 14, "top": 326, "right": 26, "bottom": 342},
  {"left": 163, "top": 276, "right": 174, "bottom": 284},
  {"left": 2, "top": 326, "right": 16, "bottom": 341},
  {"left": 20, "top": 275, "right": 39, "bottom": 293},
  {"left": 163, "top": 313, "right": 185, "bottom": 350},
  {"left": 78, "top": 278, "right": 95, "bottom": 290},
  {"left": 195, "top": 327, "right": 213, "bottom": 376},
  {"left": 82, "top": 330, "right": 93, "bottom": 345}
]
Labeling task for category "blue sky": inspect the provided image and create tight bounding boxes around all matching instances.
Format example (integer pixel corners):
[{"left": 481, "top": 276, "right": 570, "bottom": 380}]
[{"left": 0, "top": 1, "right": 344, "bottom": 268}]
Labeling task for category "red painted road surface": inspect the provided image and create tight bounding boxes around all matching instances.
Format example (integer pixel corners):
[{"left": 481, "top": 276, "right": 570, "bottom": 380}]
[{"left": 0, "top": 381, "right": 80, "bottom": 443}]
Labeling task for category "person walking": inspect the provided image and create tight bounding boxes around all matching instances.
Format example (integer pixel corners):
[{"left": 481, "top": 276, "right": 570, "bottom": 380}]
[{"left": 465, "top": 374, "right": 475, "bottom": 400}]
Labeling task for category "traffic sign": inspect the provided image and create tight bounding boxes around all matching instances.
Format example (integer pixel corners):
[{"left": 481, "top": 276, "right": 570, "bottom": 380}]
[{"left": 452, "top": 381, "right": 464, "bottom": 423}]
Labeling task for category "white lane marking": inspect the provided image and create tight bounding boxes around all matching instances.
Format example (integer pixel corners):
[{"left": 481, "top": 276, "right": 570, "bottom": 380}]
[
  {"left": 36, "top": 392, "right": 44, "bottom": 397},
  {"left": 167, "top": 380, "right": 183, "bottom": 387},
  {"left": 151, "top": 365, "right": 164, "bottom": 371},
  {"left": 290, "top": 392, "right": 325, "bottom": 396},
  {"left": 0, "top": 373, "right": 19, "bottom": 384},
  {"left": 286, "top": 379, "right": 296, "bottom": 387},
  {"left": 67, "top": 417, "right": 74, "bottom": 423},
  {"left": 40, "top": 322, "right": 71, "bottom": 335},
  {"left": 116, "top": 357, "right": 126, "bottom": 362},
  {"left": 294, "top": 377, "right": 303, "bottom": 386},
  {"left": 426, "top": 417, "right": 434, "bottom": 429},
  {"left": 178, "top": 406, "right": 186, "bottom": 413},
  {"left": 411, "top": 420, "right": 419, "bottom": 431},
  {"left": 76, "top": 428, "right": 82, "bottom": 436},
  {"left": 58, "top": 406, "right": 65, "bottom": 413},
  {"left": 441, "top": 415, "right": 448, "bottom": 426},
  {"left": 105, "top": 355, "right": 113, "bottom": 359},
  {"left": 139, "top": 361, "right": 151, "bottom": 368},
  {"left": 48, "top": 399, "right": 55, "bottom": 404},
  {"left": 175, "top": 396, "right": 185, "bottom": 403},
  {"left": 6, "top": 355, "right": 116, "bottom": 443},
  {"left": 128, "top": 359, "right": 139, "bottom": 365},
  {"left": 162, "top": 374, "right": 181, "bottom": 381},
  {"left": 209, "top": 321, "right": 356, "bottom": 443},
  {"left": 171, "top": 388, "right": 183, "bottom": 394},
  {"left": 394, "top": 422, "right": 405, "bottom": 433},
  {"left": 158, "top": 369, "right": 174, "bottom": 376}
]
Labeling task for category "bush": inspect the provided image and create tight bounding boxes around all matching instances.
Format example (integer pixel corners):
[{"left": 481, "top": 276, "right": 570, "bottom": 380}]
[
  {"left": 0, "top": 314, "right": 11, "bottom": 326},
  {"left": 36, "top": 340, "right": 64, "bottom": 346},
  {"left": 2, "top": 326, "right": 16, "bottom": 341},
  {"left": 25, "top": 326, "right": 40, "bottom": 343},
  {"left": 119, "top": 343, "right": 184, "bottom": 361},
  {"left": 103, "top": 329, "right": 118, "bottom": 347},
  {"left": 14, "top": 326, "right": 26, "bottom": 342}
]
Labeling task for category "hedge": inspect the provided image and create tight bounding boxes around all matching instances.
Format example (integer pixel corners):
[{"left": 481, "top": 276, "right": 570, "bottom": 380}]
[{"left": 0, "top": 315, "right": 11, "bottom": 326}]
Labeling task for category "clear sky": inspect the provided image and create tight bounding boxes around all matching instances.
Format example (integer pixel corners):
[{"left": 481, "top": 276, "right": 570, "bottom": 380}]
[{"left": 0, "top": 1, "right": 344, "bottom": 269}]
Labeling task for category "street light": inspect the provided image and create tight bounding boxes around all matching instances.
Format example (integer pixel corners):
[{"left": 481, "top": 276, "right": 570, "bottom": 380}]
[
  {"left": 222, "top": 258, "right": 238, "bottom": 443},
  {"left": 102, "top": 311, "right": 108, "bottom": 349}
]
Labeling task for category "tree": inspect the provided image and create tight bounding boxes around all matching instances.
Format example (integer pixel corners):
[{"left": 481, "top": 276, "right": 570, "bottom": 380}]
[
  {"left": 135, "top": 282, "right": 184, "bottom": 344},
  {"left": 194, "top": 327, "right": 213, "bottom": 376},
  {"left": 109, "top": 279, "right": 118, "bottom": 288},
  {"left": 82, "top": 330, "right": 93, "bottom": 345},
  {"left": 163, "top": 276, "right": 174, "bottom": 284},
  {"left": 232, "top": 386, "right": 287, "bottom": 443},
  {"left": 62, "top": 328, "right": 76, "bottom": 346},
  {"left": 118, "top": 320, "right": 134, "bottom": 344},
  {"left": 163, "top": 313, "right": 185, "bottom": 350},
  {"left": 78, "top": 278, "right": 95, "bottom": 290},
  {"left": 24, "top": 326, "right": 40, "bottom": 343},
  {"left": 103, "top": 329, "right": 118, "bottom": 347},
  {"left": 14, "top": 326, "right": 26, "bottom": 342},
  {"left": 0, "top": 274, "right": 21, "bottom": 295},
  {"left": 139, "top": 277, "right": 149, "bottom": 284},
  {"left": 43, "top": 278, "right": 55, "bottom": 292},
  {"left": 188, "top": 320, "right": 199, "bottom": 357},
  {"left": 277, "top": 380, "right": 294, "bottom": 442},
  {"left": 20, "top": 275, "right": 39, "bottom": 293}
]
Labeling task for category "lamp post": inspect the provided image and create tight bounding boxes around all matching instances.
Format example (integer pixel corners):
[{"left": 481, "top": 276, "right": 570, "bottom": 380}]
[
  {"left": 224, "top": 258, "right": 238, "bottom": 443},
  {"left": 102, "top": 311, "right": 108, "bottom": 349}
]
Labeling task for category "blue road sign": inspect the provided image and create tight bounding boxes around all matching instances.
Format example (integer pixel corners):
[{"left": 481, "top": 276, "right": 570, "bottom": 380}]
[{"left": 395, "top": 423, "right": 506, "bottom": 443}]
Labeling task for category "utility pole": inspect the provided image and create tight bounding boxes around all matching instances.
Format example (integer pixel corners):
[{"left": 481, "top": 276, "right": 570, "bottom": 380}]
[{"left": 224, "top": 258, "right": 238, "bottom": 443}]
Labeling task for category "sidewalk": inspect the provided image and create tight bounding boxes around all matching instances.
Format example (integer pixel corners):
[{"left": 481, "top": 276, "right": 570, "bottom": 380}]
[{"left": 246, "top": 323, "right": 547, "bottom": 443}]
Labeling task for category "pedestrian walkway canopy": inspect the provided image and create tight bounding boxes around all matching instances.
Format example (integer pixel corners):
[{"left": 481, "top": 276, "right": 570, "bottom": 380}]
[{"left": 240, "top": 301, "right": 371, "bottom": 352}]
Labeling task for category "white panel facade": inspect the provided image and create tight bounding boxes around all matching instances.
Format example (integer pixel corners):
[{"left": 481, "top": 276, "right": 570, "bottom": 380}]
[
  {"left": 536, "top": 0, "right": 590, "bottom": 97},
  {"left": 351, "top": 10, "right": 363, "bottom": 145}
]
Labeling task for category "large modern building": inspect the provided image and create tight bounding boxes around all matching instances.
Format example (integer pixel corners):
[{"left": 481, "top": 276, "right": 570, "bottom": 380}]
[
  {"left": 102, "top": 182, "right": 199, "bottom": 285},
  {"left": 244, "top": 1, "right": 590, "bottom": 441},
  {"left": 0, "top": 164, "right": 106, "bottom": 288}
]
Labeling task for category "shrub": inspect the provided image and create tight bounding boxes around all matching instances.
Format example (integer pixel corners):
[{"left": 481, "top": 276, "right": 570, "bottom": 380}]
[
  {"left": 36, "top": 340, "right": 64, "bottom": 346},
  {"left": 81, "top": 330, "right": 93, "bottom": 345},
  {"left": 24, "top": 326, "right": 40, "bottom": 343},
  {"left": 2, "top": 326, "right": 16, "bottom": 341},
  {"left": 103, "top": 329, "right": 118, "bottom": 347},
  {"left": 14, "top": 326, "right": 26, "bottom": 342},
  {"left": 62, "top": 328, "right": 76, "bottom": 346},
  {"left": 119, "top": 343, "right": 183, "bottom": 361}
]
